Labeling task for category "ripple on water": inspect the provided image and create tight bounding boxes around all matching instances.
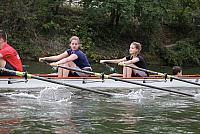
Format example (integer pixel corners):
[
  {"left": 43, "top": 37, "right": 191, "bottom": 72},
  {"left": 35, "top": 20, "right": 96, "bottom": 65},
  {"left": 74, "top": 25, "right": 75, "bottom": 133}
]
[{"left": 1, "top": 86, "right": 200, "bottom": 133}]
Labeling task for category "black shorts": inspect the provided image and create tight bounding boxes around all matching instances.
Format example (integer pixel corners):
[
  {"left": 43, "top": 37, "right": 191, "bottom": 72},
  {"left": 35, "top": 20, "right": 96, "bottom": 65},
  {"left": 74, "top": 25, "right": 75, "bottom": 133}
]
[{"left": 0, "top": 62, "right": 16, "bottom": 76}]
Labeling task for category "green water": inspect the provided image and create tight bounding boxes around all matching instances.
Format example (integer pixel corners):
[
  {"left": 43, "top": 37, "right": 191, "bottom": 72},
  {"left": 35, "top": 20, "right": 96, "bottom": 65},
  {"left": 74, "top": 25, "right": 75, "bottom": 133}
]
[
  {"left": 1, "top": 88, "right": 200, "bottom": 134},
  {"left": 1, "top": 61, "right": 200, "bottom": 133}
]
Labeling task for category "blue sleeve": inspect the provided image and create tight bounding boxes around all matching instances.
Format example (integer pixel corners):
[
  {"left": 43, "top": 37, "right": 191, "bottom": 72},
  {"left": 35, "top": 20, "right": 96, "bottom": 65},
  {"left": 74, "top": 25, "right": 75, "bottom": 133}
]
[
  {"left": 66, "top": 49, "right": 71, "bottom": 55},
  {"left": 74, "top": 50, "right": 82, "bottom": 58}
]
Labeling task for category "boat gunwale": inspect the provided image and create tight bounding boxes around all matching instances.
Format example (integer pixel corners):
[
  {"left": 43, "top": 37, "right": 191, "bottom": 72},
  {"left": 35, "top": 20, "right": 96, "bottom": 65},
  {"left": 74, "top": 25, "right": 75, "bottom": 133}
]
[{"left": 0, "top": 74, "right": 199, "bottom": 80}]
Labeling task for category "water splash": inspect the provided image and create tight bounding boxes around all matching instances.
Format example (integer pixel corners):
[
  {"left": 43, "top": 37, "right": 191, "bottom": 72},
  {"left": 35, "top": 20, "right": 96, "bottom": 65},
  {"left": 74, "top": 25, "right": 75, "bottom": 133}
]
[
  {"left": 10, "top": 93, "right": 37, "bottom": 99},
  {"left": 194, "top": 93, "right": 200, "bottom": 101},
  {"left": 127, "top": 89, "right": 145, "bottom": 99},
  {"left": 112, "top": 89, "right": 145, "bottom": 100},
  {"left": 37, "top": 87, "right": 73, "bottom": 102},
  {"left": 6, "top": 87, "right": 73, "bottom": 103}
]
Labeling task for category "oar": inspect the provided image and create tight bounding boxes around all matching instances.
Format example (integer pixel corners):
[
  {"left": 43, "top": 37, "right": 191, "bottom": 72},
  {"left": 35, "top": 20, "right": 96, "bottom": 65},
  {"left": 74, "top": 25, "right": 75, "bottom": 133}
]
[
  {"left": 104, "top": 63, "right": 117, "bottom": 73},
  {"left": 0, "top": 68, "right": 113, "bottom": 97},
  {"left": 54, "top": 65, "right": 195, "bottom": 97},
  {"left": 118, "top": 64, "right": 200, "bottom": 87}
]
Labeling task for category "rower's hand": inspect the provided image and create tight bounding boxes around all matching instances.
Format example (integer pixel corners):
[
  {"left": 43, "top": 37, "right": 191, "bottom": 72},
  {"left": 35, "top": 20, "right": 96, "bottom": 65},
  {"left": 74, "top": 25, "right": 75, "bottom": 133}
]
[
  {"left": 39, "top": 57, "right": 46, "bottom": 62},
  {"left": 50, "top": 62, "right": 58, "bottom": 67},
  {"left": 118, "top": 62, "right": 126, "bottom": 66},
  {"left": 100, "top": 60, "right": 107, "bottom": 64}
]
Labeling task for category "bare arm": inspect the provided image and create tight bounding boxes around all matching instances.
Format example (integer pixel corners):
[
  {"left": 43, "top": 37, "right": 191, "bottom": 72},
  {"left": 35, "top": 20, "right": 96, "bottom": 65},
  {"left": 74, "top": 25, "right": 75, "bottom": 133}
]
[
  {"left": 100, "top": 57, "right": 126, "bottom": 64},
  {"left": 39, "top": 51, "right": 68, "bottom": 62},
  {"left": 56, "top": 54, "right": 78, "bottom": 65}
]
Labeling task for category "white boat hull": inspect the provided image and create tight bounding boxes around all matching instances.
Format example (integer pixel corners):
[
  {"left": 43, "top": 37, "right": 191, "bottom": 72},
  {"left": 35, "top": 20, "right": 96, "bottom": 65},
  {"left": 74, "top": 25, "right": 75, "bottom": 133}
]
[{"left": 0, "top": 78, "right": 199, "bottom": 90}]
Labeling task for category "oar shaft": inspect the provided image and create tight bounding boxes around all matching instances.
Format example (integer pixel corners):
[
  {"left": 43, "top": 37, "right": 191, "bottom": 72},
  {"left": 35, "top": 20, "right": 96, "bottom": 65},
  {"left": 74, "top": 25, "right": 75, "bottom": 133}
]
[
  {"left": 125, "top": 65, "right": 159, "bottom": 75},
  {"left": 108, "top": 76, "right": 194, "bottom": 97},
  {"left": 31, "top": 75, "right": 113, "bottom": 97},
  {"left": 123, "top": 64, "right": 200, "bottom": 87},
  {"left": 0, "top": 68, "right": 113, "bottom": 97},
  {"left": 170, "top": 76, "right": 200, "bottom": 86},
  {"left": 57, "top": 66, "right": 194, "bottom": 97},
  {"left": 58, "top": 65, "right": 95, "bottom": 75}
]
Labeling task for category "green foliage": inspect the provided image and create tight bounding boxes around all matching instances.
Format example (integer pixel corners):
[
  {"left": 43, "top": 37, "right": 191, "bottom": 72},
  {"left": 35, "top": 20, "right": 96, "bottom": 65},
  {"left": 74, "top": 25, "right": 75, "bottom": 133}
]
[
  {"left": 81, "top": 0, "right": 136, "bottom": 25},
  {"left": 164, "top": 40, "right": 200, "bottom": 65},
  {"left": 0, "top": 0, "right": 199, "bottom": 66}
]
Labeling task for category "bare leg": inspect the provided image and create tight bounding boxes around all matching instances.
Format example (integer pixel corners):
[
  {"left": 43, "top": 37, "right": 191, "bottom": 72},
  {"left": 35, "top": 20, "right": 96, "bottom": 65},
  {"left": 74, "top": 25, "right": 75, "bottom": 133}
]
[
  {"left": 58, "top": 67, "right": 63, "bottom": 78},
  {"left": 126, "top": 67, "right": 133, "bottom": 78},
  {"left": 123, "top": 66, "right": 127, "bottom": 78},
  {"left": 127, "top": 64, "right": 139, "bottom": 77},
  {"left": 123, "top": 66, "right": 133, "bottom": 78},
  {"left": 0, "top": 59, "right": 6, "bottom": 68},
  {"left": 62, "top": 61, "right": 76, "bottom": 77}
]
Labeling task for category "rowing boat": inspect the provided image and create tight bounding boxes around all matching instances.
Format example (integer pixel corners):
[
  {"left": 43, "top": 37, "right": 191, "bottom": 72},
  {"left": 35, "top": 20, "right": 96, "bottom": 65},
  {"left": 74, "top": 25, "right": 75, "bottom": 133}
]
[{"left": 0, "top": 74, "right": 199, "bottom": 89}]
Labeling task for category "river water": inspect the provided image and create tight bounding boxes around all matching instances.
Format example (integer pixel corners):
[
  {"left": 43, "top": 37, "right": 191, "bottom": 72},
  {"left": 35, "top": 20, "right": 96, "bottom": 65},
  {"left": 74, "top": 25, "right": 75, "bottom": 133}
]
[
  {"left": 1, "top": 87, "right": 200, "bottom": 134},
  {"left": 0, "top": 61, "right": 200, "bottom": 133}
]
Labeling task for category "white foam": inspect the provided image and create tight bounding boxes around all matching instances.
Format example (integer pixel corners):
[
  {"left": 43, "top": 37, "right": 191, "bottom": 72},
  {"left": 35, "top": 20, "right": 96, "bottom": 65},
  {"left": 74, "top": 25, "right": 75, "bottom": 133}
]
[
  {"left": 37, "top": 87, "right": 73, "bottom": 102},
  {"left": 127, "top": 89, "right": 145, "bottom": 99},
  {"left": 112, "top": 89, "right": 145, "bottom": 100},
  {"left": 10, "top": 93, "right": 37, "bottom": 99},
  {"left": 194, "top": 93, "right": 200, "bottom": 101}
]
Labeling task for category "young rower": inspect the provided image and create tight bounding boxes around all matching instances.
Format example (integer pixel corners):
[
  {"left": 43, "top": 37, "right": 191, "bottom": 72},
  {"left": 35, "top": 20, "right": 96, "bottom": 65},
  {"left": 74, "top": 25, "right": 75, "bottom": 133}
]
[
  {"left": 0, "top": 30, "right": 23, "bottom": 75},
  {"left": 100, "top": 42, "right": 148, "bottom": 78},
  {"left": 172, "top": 66, "right": 182, "bottom": 76},
  {"left": 39, "top": 36, "right": 92, "bottom": 77}
]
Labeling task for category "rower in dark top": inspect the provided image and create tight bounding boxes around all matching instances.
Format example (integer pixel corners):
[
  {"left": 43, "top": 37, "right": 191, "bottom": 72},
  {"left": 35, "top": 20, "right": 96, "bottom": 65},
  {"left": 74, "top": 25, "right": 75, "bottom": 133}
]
[
  {"left": 100, "top": 42, "right": 148, "bottom": 78},
  {"left": 39, "top": 36, "right": 92, "bottom": 77}
]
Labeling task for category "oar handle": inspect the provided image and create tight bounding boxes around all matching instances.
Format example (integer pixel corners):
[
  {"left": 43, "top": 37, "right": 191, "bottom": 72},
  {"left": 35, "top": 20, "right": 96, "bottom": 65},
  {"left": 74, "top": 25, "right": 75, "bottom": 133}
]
[
  {"left": 42, "top": 60, "right": 50, "bottom": 65},
  {"left": 58, "top": 65, "right": 95, "bottom": 76}
]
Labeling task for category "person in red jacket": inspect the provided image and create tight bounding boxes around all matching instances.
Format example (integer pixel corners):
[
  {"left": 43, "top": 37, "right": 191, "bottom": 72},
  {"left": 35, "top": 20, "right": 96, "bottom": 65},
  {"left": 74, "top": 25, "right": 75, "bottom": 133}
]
[{"left": 0, "top": 30, "right": 22, "bottom": 75}]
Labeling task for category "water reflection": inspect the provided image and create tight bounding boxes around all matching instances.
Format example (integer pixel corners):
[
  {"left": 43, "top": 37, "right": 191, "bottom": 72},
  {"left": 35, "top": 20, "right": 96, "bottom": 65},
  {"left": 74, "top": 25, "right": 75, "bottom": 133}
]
[
  {"left": 0, "top": 92, "right": 75, "bottom": 134},
  {"left": 0, "top": 96, "right": 21, "bottom": 134},
  {"left": 70, "top": 93, "right": 139, "bottom": 133}
]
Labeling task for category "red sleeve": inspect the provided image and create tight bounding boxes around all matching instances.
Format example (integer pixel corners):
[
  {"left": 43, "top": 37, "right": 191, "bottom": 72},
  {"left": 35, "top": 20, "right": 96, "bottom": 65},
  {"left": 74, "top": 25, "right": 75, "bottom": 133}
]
[{"left": 0, "top": 47, "right": 12, "bottom": 58}]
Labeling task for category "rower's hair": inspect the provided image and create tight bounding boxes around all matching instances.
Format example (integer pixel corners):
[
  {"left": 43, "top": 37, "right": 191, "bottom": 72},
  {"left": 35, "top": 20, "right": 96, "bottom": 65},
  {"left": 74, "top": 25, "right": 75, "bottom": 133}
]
[
  {"left": 172, "top": 66, "right": 182, "bottom": 75},
  {"left": 131, "top": 42, "right": 142, "bottom": 53},
  {"left": 0, "top": 30, "right": 7, "bottom": 41},
  {"left": 70, "top": 36, "right": 80, "bottom": 44}
]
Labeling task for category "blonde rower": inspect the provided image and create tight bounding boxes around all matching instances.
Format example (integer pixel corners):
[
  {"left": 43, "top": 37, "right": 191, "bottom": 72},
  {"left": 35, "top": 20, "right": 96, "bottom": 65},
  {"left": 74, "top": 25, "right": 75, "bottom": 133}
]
[
  {"left": 39, "top": 36, "right": 92, "bottom": 77},
  {"left": 100, "top": 42, "right": 148, "bottom": 78}
]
